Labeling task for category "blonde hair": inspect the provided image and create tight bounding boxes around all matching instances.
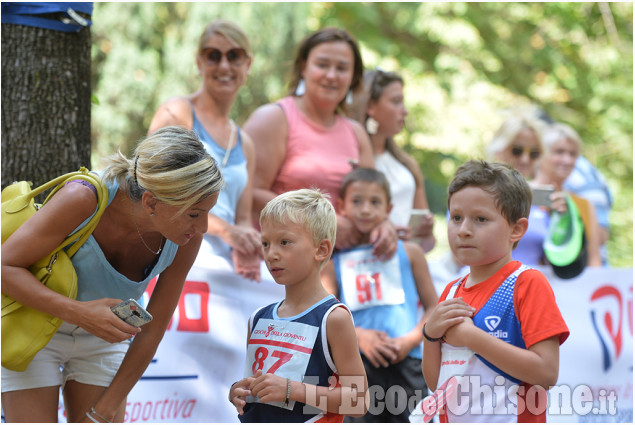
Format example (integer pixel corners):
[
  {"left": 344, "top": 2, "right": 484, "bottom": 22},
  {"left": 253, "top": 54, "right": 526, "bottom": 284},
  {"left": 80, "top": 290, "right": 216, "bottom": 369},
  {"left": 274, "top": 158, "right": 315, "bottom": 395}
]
[
  {"left": 260, "top": 189, "right": 337, "bottom": 264},
  {"left": 541, "top": 122, "right": 582, "bottom": 152},
  {"left": 197, "top": 19, "right": 252, "bottom": 57},
  {"left": 486, "top": 106, "right": 546, "bottom": 160},
  {"left": 101, "top": 126, "right": 225, "bottom": 215}
]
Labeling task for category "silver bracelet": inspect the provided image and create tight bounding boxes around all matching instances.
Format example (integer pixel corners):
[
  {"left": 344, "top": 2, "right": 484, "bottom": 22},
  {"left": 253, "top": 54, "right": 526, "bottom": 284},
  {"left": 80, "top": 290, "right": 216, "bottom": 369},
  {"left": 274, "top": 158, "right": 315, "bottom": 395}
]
[
  {"left": 85, "top": 411, "right": 100, "bottom": 423},
  {"left": 89, "top": 407, "right": 112, "bottom": 423}
]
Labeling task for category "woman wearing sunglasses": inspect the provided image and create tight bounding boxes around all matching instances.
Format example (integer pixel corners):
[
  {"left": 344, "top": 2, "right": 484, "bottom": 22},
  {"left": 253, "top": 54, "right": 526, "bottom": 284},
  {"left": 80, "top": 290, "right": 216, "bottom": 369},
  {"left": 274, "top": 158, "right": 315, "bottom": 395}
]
[
  {"left": 243, "top": 28, "right": 398, "bottom": 260},
  {"left": 486, "top": 108, "right": 544, "bottom": 180},
  {"left": 148, "top": 19, "right": 262, "bottom": 282}
]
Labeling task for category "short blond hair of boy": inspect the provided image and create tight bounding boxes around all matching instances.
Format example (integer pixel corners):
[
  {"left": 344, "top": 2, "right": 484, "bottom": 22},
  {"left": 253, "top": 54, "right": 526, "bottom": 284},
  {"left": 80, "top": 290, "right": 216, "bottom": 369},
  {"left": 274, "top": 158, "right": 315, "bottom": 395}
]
[{"left": 260, "top": 188, "right": 337, "bottom": 265}]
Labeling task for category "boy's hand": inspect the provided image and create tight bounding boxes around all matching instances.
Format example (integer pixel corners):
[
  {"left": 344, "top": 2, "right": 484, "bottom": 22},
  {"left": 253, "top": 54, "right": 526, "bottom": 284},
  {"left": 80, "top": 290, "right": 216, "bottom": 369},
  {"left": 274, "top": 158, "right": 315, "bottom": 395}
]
[
  {"left": 425, "top": 297, "right": 475, "bottom": 340},
  {"left": 443, "top": 316, "right": 477, "bottom": 347},
  {"left": 250, "top": 369, "right": 287, "bottom": 404},
  {"left": 356, "top": 327, "right": 399, "bottom": 368},
  {"left": 388, "top": 334, "right": 416, "bottom": 364},
  {"left": 229, "top": 376, "right": 255, "bottom": 415}
]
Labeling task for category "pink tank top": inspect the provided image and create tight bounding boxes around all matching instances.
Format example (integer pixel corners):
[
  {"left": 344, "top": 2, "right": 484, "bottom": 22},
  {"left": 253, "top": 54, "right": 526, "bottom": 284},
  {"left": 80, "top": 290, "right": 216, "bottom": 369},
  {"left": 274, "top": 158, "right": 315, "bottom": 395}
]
[{"left": 271, "top": 97, "right": 360, "bottom": 209}]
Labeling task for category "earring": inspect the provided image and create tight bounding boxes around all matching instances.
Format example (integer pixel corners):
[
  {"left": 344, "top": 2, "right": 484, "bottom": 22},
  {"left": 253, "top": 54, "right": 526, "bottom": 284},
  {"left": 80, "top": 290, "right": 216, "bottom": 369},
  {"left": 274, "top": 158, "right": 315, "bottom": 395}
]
[
  {"left": 345, "top": 90, "right": 353, "bottom": 105},
  {"left": 366, "top": 117, "right": 379, "bottom": 134},
  {"left": 295, "top": 79, "right": 306, "bottom": 96},
  {"left": 150, "top": 212, "right": 154, "bottom": 217}
]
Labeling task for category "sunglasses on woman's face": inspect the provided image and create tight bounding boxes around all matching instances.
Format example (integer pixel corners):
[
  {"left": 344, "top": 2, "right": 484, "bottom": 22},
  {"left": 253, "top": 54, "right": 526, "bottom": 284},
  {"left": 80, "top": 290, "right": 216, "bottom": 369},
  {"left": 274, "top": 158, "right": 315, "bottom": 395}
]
[
  {"left": 201, "top": 47, "right": 248, "bottom": 66},
  {"left": 511, "top": 145, "right": 541, "bottom": 160}
]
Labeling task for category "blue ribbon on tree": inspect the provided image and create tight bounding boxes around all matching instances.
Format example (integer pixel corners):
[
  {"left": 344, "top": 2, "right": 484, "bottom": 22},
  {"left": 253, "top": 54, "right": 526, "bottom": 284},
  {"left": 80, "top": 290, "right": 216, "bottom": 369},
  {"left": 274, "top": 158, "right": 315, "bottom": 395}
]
[{"left": 1, "top": 2, "right": 93, "bottom": 33}]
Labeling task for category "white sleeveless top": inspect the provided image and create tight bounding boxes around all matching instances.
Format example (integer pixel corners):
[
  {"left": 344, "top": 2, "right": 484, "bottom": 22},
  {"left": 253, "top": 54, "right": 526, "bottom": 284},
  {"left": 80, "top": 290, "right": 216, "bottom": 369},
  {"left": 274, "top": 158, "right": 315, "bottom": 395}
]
[{"left": 374, "top": 151, "right": 415, "bottom": 226}]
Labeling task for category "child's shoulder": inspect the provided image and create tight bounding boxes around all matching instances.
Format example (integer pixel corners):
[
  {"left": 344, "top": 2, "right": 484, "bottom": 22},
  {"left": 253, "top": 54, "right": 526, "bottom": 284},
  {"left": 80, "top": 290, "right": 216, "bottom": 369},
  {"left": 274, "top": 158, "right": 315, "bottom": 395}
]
[
  {"left": 325, "top": 304, "right": 356, "bottom": 340},
  {"left": 250, "top": 301, "right": 279, "bottom": 320},
  {"left": 402, "top": 240, "right": 426, "bottom": 261},
  {"left": 514, "top": 265, "right": 554, "bottom": 294}
]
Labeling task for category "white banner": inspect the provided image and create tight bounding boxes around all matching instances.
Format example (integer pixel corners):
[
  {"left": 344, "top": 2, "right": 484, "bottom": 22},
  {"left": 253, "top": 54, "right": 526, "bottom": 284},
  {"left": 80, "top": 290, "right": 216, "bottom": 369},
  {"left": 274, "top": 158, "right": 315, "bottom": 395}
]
[{"left": 53, "top": 263, "right": 632, "bottom": 423}]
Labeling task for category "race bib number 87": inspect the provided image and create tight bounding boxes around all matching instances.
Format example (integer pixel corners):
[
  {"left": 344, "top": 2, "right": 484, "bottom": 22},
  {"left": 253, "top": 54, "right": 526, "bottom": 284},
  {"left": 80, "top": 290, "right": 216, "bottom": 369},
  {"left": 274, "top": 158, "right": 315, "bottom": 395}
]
[
  {"left": 339, "top": 246, "right": 405, "bottom": 311},
  {"left": 244, "top": 319, "right": 319, "bottom": 410}
]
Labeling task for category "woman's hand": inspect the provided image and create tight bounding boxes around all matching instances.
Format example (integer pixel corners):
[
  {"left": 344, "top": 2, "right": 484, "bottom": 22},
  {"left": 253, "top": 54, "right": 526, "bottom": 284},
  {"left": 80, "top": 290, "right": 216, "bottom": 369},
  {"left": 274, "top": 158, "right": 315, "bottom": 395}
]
[
  {"left": 335, "top": 214, "right": 362, "bottom": 251},
  {"left": 395, "top": 225, "right": 412, "bottom": 240},
  {"left": 369, "top": 219, "right": 398, "bottom": 260},
  {"left": 227, "top": 224, "right": 262, "bottom": 257},
  {"left": 412, "top": 210, "right": 434, "bottom": 240},
  {"left": 232, "top": 249, "right": 262, "bottom": 282},
  {"left": 548, "top": 191, "right": 569, "bottom": 214},
  {"left": 71, "top": 299, "right": 141, "bottom": 343}
]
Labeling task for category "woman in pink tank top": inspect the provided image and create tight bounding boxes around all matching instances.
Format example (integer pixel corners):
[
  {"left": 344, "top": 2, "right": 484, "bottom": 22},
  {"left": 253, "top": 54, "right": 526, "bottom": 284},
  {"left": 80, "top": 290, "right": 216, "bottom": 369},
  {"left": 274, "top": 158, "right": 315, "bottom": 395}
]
[{"left": 244, "top": 28, "right": 398, "bottom": 259}]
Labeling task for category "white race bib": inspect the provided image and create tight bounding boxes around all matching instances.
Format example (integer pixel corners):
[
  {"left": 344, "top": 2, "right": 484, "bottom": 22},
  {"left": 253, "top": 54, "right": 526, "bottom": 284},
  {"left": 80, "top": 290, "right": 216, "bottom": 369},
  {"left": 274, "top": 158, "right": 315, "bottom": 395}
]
[
  {"left": 244, "top": 319, "right": 319, "bottom": 410},
  {"left": 339, "top": 246, "right": 405, "bottom": 311}
]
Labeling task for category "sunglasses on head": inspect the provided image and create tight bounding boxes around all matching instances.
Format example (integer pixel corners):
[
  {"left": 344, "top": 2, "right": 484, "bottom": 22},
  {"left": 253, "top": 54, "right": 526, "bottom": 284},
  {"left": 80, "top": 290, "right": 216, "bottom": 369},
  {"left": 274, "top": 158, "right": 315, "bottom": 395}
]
[
  {"left": 511, "top": 145, "right": 541, "bottom": 160},
  {"left": 201, "top": 47, "right": 248, "bottom": 66}
]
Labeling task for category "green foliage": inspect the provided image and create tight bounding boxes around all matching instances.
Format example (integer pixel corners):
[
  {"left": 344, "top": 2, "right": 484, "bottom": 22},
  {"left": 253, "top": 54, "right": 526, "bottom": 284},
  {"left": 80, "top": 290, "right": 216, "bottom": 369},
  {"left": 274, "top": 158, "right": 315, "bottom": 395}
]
[{"left": 90, "top": 2, "right": 632, "bottom": 267}]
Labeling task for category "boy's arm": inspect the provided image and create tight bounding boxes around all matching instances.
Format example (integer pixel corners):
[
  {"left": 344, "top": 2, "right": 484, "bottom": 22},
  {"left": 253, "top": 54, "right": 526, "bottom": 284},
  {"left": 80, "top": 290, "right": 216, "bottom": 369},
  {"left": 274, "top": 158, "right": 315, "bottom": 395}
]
[
  {"left": 421, "top": 293, "right": 475, "bottom": 392},
  {"left": 444, "top": 318, "right": 560, "bottom": 388},
  {"left": 249, "top": 307, "right": 368, "bottom": 416},
  {"left": 422, "top": 337, "right": 442, "bottom": 392},
  {"left": 229, "top": 318, "right": 255, "bottom": 414}
]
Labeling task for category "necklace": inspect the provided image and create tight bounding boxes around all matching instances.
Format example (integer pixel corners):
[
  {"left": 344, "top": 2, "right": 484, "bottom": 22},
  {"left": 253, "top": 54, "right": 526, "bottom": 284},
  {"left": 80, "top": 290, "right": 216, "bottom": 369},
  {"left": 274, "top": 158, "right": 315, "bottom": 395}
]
[
  {"left": 220, "top": 120, "right": 236, "bottom": 170},
  {"left": 135, "top": 222, "right": 163, "bottom": 255}
]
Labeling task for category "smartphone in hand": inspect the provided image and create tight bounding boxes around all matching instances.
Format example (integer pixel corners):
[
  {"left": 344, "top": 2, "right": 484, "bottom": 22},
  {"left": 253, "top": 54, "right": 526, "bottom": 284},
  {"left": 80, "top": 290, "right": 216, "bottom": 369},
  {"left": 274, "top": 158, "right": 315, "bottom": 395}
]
[
  {"left": 531, "top": 185, "right": 555, "bottom": 207},
  {"left": 409, "top": 209, "right": 431, "bottom": 229},
  {"left": 111, "top": 299, "right": 153, "bottom": 327}
]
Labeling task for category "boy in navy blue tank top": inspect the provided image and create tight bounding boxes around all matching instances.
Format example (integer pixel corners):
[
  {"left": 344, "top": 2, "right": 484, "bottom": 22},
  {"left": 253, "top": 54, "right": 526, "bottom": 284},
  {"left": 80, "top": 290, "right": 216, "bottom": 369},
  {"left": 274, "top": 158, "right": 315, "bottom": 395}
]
[{"left": 229, "top": 189, "right": 368, "bottom": 422}]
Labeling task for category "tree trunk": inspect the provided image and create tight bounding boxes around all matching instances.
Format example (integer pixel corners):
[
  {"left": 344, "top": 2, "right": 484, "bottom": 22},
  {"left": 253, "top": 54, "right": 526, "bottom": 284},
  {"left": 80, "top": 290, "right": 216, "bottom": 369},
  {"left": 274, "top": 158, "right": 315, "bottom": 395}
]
[{"left": 1, "top": 23, "right": 92, "bottom": 189}]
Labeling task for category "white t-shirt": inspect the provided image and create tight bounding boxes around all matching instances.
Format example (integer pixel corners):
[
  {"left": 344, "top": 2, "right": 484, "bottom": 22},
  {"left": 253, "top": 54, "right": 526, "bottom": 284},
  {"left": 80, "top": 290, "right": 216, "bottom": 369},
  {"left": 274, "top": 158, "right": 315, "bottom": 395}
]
[{"left": 374, "top": 151, "right": 416, "bottom": 226}]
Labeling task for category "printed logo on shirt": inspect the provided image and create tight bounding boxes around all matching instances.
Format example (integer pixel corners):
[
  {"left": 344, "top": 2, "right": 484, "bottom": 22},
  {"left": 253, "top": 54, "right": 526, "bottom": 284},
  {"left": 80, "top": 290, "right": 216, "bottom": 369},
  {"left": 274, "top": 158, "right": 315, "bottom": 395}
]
[
  {"left": 265, "top": 324, "right": 275, "bottom": 337},
  {"left": 484, "top": 316, "right": 508, "bottom": 338},
  {"left": 245, "top": 319, "right": 320, "bottom": 410}
]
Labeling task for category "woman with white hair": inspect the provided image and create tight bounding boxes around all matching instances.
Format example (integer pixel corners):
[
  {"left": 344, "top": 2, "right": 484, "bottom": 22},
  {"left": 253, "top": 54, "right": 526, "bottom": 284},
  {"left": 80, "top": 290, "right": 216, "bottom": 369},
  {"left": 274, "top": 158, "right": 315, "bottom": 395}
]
[
  {"left": 486, "top": 107, "right": 545, "bottom": 180},
  {"left": 514, "top": 122, "right": 603, "bottom": 272}
]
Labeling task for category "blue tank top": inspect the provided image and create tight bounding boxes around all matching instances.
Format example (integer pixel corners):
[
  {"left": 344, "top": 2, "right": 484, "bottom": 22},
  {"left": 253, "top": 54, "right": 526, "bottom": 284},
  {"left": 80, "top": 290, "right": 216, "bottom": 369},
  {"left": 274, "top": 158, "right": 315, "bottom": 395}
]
[
  {"left": 333, "top": 241, "right": 422, "bottom": 359},
  {"left": 191, "top": 106, "right": 247, "bottom": 260},
  {"left": 71, "top": 178, "right": 178, "bottom": 302},
  {"left": 239, "top": 295, "right": 347, "bottom": 423}
]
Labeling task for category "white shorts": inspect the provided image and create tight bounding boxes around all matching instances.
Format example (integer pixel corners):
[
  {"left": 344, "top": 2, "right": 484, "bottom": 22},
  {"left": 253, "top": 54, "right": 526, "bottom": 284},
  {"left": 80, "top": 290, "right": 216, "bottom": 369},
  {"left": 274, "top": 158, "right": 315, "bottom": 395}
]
[{"left": 1, "top": 322, "right": 130, "bottom": 392}]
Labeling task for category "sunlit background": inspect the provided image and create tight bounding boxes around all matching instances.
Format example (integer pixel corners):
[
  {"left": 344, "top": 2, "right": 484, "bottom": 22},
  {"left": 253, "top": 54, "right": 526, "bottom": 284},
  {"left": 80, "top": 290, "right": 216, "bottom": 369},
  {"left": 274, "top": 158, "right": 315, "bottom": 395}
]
[{"left": 89, "top": 2, "right": 633, "bottom": 267}]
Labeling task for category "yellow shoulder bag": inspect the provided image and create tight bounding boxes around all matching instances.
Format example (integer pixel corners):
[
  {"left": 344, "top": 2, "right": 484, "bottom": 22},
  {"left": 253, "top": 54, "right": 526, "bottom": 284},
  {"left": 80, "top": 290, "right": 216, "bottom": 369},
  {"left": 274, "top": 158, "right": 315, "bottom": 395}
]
[{"left": 1, "top": 167, "right": 108, "bottom": 371}]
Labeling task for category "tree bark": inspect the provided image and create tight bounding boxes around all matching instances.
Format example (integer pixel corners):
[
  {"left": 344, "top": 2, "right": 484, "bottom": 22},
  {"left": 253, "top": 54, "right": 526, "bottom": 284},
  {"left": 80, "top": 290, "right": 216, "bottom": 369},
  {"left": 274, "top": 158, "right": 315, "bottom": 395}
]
[{"left": 1, "top": 22, "right": 92, "bottom": 189}]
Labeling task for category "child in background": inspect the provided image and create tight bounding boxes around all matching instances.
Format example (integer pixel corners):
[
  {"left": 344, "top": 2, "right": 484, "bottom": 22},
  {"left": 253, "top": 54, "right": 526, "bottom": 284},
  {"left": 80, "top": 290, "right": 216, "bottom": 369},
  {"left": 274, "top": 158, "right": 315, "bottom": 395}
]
[
  {"left": 322, "top": 168, "right": 438, "bottom": 422},
  {"left": 229, "top": 189, "right": 368, "bottom": 422},
  {"left": 421, "top": 160, "right": 569, "bottom": 422}
]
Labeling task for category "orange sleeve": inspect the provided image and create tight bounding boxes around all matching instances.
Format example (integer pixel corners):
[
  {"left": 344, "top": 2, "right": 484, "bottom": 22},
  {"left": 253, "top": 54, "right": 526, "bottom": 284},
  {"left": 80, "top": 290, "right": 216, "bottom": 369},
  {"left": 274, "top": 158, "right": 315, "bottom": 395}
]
[{"left": 514, "top": 269, "right": 570, "bottom": 348}]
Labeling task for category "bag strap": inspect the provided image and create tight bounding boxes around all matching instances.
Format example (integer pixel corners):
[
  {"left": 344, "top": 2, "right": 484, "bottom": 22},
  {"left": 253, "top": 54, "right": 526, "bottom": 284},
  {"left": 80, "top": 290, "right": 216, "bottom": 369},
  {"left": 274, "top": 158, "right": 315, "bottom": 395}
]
[{"left": 39, "top": 167, "right": 108, "bottom": 257}]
